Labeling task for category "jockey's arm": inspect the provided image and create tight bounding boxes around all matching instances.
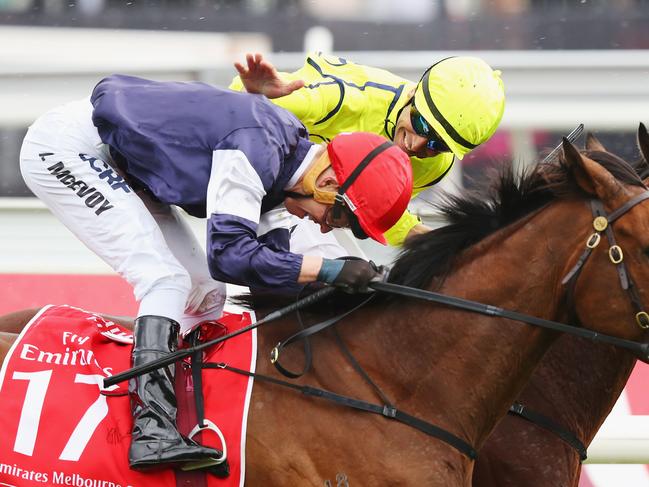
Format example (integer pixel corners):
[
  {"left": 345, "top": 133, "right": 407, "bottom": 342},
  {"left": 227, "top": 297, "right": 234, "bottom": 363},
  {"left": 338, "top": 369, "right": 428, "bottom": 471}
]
[
  {"left": 232, "top": 52, "right": 305, "bottom": 100},
  {"left": 205, "top": 147, "right": 317, "bottom": 290},
  {"left": 230, "top": 57, "right": 340, "bottom": 131},
  {"left": 298, "top": 255, "right": 324, "bottom": 283},
  {"left": 405, "top": 223, "right": 433, "bottom": 242}
]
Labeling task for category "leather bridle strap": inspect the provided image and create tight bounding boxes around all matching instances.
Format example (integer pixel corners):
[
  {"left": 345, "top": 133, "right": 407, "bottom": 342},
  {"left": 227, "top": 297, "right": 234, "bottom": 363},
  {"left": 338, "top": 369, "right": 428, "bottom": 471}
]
[
  {"left": 562, "top": 192, "right": 649, "bottom": 329},
  {"left": 508, "top": 402, "right": 588, "bottom": 461},
  {"left": 607, "top": 191, "right": 649, "bottom": 222},
  {"left": 203, "top": 362, "right": 478, "bottom": 460},
  {"left": 271, "top": 294, "right": 375, "bottom": 378}
]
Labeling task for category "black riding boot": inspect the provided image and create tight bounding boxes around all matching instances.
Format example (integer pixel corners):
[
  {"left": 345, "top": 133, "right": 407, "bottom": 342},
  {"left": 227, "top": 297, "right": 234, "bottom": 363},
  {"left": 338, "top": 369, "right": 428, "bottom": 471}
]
[{"left": 128, "top": 315, "right": 222, "bottom": 470}]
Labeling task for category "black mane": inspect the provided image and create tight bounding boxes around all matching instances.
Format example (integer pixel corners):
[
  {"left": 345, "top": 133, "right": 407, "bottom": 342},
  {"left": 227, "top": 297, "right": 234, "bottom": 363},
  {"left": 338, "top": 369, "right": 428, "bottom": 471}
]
[
  {"left": 388, "top": 150, "right": 645, "bottom": 289},
  {"left": 234, "top": 149, "right": 645, "bottom": 311}
]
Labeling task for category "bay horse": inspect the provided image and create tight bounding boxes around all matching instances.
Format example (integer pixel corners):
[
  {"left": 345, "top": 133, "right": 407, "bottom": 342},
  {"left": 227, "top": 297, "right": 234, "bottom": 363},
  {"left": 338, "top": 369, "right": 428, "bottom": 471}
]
[
  {"left": 236, "top": 134, "right": 649, "bottom": 486},
  {"left": 472, "top": 125, "right": 649, "bottom": 487},
  {"left": 2, "top": 135, "right": 649, "bottom": 486}
]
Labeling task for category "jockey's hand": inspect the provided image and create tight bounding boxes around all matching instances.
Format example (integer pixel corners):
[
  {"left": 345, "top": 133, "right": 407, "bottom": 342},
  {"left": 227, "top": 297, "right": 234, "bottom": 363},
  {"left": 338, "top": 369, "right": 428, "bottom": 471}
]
[
  {"left": 317, "top": 257, "right": 383, "bottom": 292},
  {"left": 234, "top": 52, "right": 305, "bottom": 99}
]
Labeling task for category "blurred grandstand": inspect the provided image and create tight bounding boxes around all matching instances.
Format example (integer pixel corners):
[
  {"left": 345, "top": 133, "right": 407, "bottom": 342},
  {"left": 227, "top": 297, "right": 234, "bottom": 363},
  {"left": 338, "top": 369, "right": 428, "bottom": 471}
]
[
  {"left": 1, "top": 0, "right": 649, "bottom": 51},
  {"left": 1, "top": 0, "right": 648, "bottom": 201}
]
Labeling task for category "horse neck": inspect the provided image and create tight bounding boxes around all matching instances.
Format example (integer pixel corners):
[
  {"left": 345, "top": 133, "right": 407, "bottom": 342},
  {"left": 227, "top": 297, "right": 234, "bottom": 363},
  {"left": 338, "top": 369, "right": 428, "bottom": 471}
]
[
  {"left": 354, "top": 199, "right": 593, "bottom": 449},
  {"left": 445, "top": 200, "right": 587, "bottom": 320}
]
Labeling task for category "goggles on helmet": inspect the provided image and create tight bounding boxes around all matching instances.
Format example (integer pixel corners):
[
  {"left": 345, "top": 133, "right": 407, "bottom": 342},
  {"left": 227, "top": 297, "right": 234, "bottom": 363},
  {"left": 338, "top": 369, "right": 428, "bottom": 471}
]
[
  {"left": 409, "top": 104, "right": 451, "bottom": 153},
  {"left": 324, "top": 205, "right": 369, "bottom": 239},
  {"left": 283, "top": 190, "right": 369, "bottom": 239}
]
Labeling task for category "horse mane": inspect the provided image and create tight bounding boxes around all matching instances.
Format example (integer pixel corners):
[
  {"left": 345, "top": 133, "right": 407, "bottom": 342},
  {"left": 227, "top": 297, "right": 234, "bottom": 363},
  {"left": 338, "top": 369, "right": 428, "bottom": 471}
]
[
  {"left": 388, "top": 150, "right": 645, "bottom": 289},
  {"left": 234, "top": 149, "right": 645, "bottom": 312}
]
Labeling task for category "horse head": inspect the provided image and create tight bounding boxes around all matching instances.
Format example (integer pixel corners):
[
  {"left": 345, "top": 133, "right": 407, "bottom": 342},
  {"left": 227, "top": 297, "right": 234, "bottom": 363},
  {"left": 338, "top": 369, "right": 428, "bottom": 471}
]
[{"left": 560, "top": 124, "right": 649, "bottom": 347}]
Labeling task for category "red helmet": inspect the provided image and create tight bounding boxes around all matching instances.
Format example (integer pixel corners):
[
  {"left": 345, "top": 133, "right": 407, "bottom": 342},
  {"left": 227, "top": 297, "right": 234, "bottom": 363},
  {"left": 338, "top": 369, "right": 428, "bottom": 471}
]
[{"left": 327, "top": 132, "right": 413, "bottom": 244}]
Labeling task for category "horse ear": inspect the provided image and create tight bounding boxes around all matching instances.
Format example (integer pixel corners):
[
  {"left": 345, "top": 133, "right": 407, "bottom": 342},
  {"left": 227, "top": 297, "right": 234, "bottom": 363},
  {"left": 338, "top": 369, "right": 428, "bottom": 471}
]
[
  {"left": 585, "top": 132, "right": 606, "bottom": 152},
  {"left": 563, "top": 137, "right": 625, "bottom": 201},
  {"left": 639, "top": 122, "right": 649, "bottom": 163}
]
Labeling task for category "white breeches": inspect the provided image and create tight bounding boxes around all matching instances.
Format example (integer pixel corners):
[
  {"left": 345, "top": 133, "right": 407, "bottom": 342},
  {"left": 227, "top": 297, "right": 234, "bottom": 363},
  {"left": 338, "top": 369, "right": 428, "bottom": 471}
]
[{"left": 19, "top": 98, "right": 225, "bottom": 333}]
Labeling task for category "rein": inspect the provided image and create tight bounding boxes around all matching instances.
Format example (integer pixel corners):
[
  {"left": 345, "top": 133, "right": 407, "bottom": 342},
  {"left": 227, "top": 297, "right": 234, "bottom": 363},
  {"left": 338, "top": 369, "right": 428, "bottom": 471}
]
[
  {"left": 369, "top": 282, "right": 649, "bottom": 359},
  {"left": 104, "top": 286, "right": 338, "bottom": 388},
  {"left": 366, "top": 192, "right": 649, "bottom": 359}
]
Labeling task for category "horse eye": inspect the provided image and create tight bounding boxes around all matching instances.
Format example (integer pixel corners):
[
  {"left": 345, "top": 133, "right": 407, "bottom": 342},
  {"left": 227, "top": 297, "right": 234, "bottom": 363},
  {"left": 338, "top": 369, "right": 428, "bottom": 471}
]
[{"left": 644, "top": 247, "right": 649, "bottom": 257}]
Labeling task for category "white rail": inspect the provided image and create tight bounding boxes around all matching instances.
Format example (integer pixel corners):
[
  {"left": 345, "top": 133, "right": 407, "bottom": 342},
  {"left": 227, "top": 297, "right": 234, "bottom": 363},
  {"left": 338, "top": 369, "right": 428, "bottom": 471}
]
[{"left": 586, "top": 416, "right": 649, "bottom": 464}]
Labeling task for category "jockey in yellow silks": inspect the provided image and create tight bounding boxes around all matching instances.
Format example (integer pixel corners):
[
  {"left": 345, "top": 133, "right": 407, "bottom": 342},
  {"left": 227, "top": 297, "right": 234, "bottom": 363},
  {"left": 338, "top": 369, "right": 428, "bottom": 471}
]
[{"left": 230, "top": 52, "right": 506, "bottom": 246}]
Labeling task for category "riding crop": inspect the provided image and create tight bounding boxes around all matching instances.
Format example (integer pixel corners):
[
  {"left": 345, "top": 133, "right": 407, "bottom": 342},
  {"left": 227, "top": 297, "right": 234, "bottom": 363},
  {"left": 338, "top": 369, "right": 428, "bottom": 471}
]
[{"left": 103, "top": 285, "right": 336, "bottom": 388}]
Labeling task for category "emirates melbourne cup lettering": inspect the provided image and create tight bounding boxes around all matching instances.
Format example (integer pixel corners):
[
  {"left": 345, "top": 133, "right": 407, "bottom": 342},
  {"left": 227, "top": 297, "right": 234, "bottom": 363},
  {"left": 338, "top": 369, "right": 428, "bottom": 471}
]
[
  {"left": 18, "top": 331, "right": 113, "bottom": 377},
  {"left": 0, "top": 462, "right": 134, "bottom": 486}
]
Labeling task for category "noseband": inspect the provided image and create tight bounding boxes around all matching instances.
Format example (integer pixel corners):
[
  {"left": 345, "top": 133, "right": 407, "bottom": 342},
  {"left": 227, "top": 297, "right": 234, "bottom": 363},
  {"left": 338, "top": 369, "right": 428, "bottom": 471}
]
[{"left": 561, "top": 191, "right": 649, "bottom": 329}]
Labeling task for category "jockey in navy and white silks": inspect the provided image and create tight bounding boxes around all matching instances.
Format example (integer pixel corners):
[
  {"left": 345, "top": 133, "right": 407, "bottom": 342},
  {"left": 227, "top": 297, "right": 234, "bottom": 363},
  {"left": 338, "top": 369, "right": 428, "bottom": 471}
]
[
  {"left": 20, "top": 74, "right": 413, "bottom": 475},
  {"left": 91, "top": 75, "right": 313, "bottom": 291}
]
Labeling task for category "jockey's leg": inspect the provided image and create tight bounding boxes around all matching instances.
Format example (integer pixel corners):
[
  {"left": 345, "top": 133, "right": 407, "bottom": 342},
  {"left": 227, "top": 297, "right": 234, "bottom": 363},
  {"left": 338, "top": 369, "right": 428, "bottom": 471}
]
[
  {"left": 19, "top": 98, "right": 224, "bottom": 471},
  {"left": 139, "top": 193, "right": 225, "bottom": 334}
]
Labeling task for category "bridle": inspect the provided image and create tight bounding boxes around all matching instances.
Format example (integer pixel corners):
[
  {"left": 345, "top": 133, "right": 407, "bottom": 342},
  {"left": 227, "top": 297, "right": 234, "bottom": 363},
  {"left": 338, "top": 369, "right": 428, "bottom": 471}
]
[
  {"left": 506, "top": 189, "right": 649, "bottom": 462},
  {"left": 561, "top": 191, "right": 649, "bottom": 330}
]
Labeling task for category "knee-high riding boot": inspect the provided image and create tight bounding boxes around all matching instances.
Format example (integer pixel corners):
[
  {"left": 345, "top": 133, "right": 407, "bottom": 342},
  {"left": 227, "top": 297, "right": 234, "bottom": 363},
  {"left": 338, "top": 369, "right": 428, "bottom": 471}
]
[{"left": 128, "top": 315, "right": 222, "bottom": 470}]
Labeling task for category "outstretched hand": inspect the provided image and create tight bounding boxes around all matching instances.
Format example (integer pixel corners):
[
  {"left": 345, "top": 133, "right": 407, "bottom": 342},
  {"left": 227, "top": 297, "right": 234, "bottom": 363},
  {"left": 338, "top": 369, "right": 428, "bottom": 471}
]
[{"left": 234, "top": 53, "right": 305, "bottom": 99}]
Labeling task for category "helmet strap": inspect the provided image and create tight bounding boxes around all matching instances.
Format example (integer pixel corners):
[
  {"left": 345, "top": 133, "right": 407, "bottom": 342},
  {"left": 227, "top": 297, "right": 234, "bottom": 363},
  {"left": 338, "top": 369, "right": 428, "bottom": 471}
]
[{"left": 332, "top": 140, "right": 393, "bottom": 220}]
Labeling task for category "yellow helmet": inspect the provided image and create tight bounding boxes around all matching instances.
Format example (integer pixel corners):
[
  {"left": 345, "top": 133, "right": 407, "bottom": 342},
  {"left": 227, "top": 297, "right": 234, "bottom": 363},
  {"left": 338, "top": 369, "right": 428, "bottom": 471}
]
[{"left": 413, "top": 56, "right": 505, "bottom": 160}]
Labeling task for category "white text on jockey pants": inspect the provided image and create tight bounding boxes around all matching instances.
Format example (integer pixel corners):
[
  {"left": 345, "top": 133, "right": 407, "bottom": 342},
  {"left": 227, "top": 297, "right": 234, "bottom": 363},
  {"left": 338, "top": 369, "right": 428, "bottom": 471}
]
[{"left": 39, "top": 152, "right": 131, "bottom": 216}]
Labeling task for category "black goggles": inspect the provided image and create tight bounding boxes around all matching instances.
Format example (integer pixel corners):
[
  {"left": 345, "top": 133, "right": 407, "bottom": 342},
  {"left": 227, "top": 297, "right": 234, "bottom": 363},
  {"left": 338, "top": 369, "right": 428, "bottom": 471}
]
[
  {"left": 284, "top": 191, "right": 368, "bottom": 239},
  {"left": 284, "top": 191, "right": 369, "bottom": 240},
  {"left": 409, "top": 104, "right": 452, "bottom": 153},
  {"left": 327, "top": 204, "right": 369, "bottom": 240}
]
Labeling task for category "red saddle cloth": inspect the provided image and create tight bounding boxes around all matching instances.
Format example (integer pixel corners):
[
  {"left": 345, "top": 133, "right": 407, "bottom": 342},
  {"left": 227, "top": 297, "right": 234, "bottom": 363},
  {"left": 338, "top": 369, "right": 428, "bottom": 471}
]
[{"left": 0, "top": 305, "right": 256, "bottom": 487}]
